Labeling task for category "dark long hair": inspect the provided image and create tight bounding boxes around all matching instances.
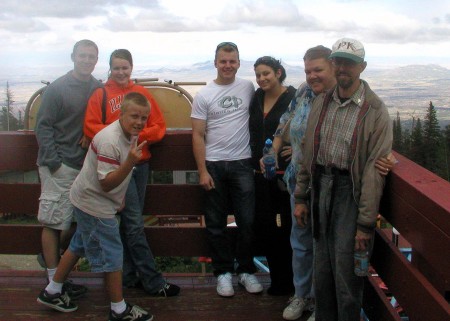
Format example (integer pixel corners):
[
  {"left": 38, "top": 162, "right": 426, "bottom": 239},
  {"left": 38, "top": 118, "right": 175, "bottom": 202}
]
[{"left": 254, "top": 56, "right": 286, "bottom": 83}]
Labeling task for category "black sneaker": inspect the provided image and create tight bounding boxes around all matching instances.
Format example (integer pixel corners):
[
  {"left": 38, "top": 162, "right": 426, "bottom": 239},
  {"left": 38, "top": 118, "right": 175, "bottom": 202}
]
[
  {"left": 63, "top": 280, "right": 88, "bottom": 300},
  {"left": 155, "top": 282, "right": 180, "bottom": 297},
  {"left": 37, "top": 289, "right": 78, "bottom": 312},
  {"left": 109, "top": 303, "right": 153, "bottom": 321}
]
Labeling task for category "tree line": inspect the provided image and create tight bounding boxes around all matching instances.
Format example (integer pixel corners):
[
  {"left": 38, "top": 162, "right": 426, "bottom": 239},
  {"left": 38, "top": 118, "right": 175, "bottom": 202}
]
[{"left": 393, "top": 101, "right": 450, "bottom": 181}]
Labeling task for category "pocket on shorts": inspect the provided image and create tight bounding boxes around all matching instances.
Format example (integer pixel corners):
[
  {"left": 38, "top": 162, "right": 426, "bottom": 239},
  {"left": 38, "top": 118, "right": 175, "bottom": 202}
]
[{"left": 38, "top": 192, "right": 63, "bottom": 225}]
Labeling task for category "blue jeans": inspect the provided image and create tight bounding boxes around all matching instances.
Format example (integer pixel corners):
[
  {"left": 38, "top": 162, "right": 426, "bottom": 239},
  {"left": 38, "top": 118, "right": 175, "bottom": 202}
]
[
  {"left": 290, "top": 194, "right": 314, "bottom": 298},
  {"left": 120, "top": 162, "right": 164, "bottom": 293},
  {"left": 69, "top": 207, "right": 122, "bottom": 273},
  {"left": 314, "top": 173, "right": 365, "bottom": 321},
  {"left": 204, "top": 159, "right": 257, "bottom": 277}
]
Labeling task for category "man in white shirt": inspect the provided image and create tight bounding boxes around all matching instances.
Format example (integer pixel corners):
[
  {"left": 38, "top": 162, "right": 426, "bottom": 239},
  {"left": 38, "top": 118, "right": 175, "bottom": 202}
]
[{"left": 191, "top": 42, "right": 263, "bottom": 297}]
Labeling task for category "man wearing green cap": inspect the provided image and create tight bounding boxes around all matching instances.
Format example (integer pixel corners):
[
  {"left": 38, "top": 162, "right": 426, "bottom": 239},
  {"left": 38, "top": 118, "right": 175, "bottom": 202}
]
[{"left": 293, "top": 38, "right": 392, "bottom": 321}]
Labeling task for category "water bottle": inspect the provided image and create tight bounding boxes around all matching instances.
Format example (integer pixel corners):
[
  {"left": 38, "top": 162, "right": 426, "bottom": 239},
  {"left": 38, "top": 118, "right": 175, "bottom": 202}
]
[
  {"left": 354, "top": 250, "right": 369, "bottom": 276},
  {"left": 262, "top": 138, "right": 276, "bottom": 180}
]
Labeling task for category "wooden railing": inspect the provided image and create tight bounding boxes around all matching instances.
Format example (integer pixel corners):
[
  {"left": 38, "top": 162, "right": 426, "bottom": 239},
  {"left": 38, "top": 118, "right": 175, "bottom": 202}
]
[{"left": 0, "top": 131, "right": 449, "bottom": 321}]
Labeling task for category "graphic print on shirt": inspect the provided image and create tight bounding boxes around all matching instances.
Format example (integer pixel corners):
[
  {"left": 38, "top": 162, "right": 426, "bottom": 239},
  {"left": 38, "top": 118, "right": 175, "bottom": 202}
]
[
  {"left": 109, "top": 94, "right": 124, "bottom": 114},
  {"left": 209, "top": 95, "right": 245, "bottom": 118}
]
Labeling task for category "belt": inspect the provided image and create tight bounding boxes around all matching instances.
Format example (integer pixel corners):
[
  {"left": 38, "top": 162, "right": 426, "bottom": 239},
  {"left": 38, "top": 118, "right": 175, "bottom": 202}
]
[{"left": 316, "top": 164, "right": 350, "bottom": 176}]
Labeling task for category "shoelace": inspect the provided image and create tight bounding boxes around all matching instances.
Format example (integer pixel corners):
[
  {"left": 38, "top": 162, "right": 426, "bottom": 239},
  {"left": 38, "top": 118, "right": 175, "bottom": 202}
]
[
  {"left": 159, "top": 283, "right": 170, "bottom": 296},
  {"left": 218, "top": 274, "right": 232, "bottom": 282},
  {"left": 287, "top": 296, "right": 300, "bottom": 305},
  {"left": 60, "top": 292, "right": 71, "bottom": 305},
  {"left": 130, "top": 305, "right": 147, "bottom": 318},
  {"left": 245, "top": 275, "right": 258, "bottom": 284}
]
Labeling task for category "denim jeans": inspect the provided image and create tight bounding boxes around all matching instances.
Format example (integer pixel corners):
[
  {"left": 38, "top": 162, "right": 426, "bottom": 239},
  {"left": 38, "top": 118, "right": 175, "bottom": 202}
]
[
  {"left": 120, "top": 162, "right": 164, "bottom": 293},
  {"left": 70, "top": 207, "right": 122, "bottom": 273},
  {"left": 204, "top": 159, "right": 257, "bottom": 276},
  {"left": 290, "top": 194, "right": 314, "bottom": 298},
  {"left": 314, "top": 173, "right": 365, "bottom": 321}
]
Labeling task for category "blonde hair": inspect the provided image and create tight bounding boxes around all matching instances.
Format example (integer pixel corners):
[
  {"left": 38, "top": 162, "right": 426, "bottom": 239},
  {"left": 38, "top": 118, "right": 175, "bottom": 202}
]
[{"left": 120, "top": 92, "right": 150, "bottom": 112}]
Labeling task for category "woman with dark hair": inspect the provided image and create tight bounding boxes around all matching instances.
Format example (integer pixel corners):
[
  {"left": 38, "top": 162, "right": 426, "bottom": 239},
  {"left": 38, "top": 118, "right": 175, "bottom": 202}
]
[{"left": 249, "top": 56, "right": 296, "bottom": 296}]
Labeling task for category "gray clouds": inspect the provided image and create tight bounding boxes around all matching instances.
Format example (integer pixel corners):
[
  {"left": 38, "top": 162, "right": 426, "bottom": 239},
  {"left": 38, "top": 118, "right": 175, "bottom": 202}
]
[
  {"left": 0, "top": 0, "right": 448, "bottom": 46},
  {"left": 0, "top": 0, "right": 449, "bottom": 72}
]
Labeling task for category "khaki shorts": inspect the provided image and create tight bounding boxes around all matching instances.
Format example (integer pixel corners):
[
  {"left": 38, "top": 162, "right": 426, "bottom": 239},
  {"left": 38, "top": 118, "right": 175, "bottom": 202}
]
[{"left": 37, "top": 164, "right": 79, "bottom": 230}]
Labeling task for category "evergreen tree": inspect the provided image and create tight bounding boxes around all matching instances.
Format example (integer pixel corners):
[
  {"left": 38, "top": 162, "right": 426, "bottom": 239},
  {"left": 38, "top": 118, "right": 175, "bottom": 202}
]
[
  {"left": 393, "top": 111, "right": 403, "bottom": 153},
  {"left": 0, "top": 107, "right": 19, "bottom": 131},
  {"left": 442, "top": 125, "right": 450, "bottom": 181},
  {"left": 402, "top": 128, "right": 411, "bottom": 159},
  {"left": 423, "top": 101, "right": 442, "bottom": 173},
  {"left": 0, "top": 81, "right": 19, "bottom": 131},
  {"left": 410, "top": 118, "right": 425, "bottom": 166}
]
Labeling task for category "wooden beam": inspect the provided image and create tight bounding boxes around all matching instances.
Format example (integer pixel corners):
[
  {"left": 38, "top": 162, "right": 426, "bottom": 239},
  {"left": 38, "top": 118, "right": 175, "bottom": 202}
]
[
  {"left": 0, "top": 132, "right": 38, "bottom": 171},
  {"left": 144, "top": 184, "right": 204, "bottom": 215},
  {"left": 380, "top": 153, "right": 450, "bottom": 293},
  {"left": 0, "top": 183, "right": 206, "bottom": 217},
  {"left": 371, "top": 229, "right": 450, "bottom": 321},
  {"left": 0, "top": 224, "right": 236, "bottom": 257},
  {"left": 363, "top": 275, "right": 402, "bottom": 321},
  {"left": 0, "top": 183, "right": 40, "bottom": 214}
]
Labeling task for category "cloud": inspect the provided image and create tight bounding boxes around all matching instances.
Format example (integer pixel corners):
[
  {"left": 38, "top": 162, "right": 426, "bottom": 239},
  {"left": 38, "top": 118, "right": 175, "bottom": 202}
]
[
  {"left": 0, "top": 16, "right": 49, "bottom": 33},
  {"left": 443, "top": 13, "right": 450, "bottom": 24},
  {"left": 103, "top": 7, "right": 202, "bottom": 32},
  {"left": 0, "top": 0, "right": 164, "bottom": 18},
  {"left": 0, "top": 0, "right": 105, "bottom": 18},
  {"left": 222, "top": 0, "right": 305, "bottom": 27},
  {"left": 1, "top": 0, "right": 449, "bottom": 70},
  {"left": 364, "top": 14, "right": 450, "bottom": 44},
  {"left": 103, "top": 0, "right": 320, "bottom": 33}
]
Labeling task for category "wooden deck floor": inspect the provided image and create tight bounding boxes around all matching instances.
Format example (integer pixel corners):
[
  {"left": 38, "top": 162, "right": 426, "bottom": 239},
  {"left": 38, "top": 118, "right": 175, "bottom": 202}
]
[{"left": 0, "top": 271, "right": 314, "bottom": 321}]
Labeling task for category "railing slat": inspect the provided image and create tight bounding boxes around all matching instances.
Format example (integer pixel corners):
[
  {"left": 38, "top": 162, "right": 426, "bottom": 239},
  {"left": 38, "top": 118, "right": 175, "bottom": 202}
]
[
  {"left": 0, "top": 132, "right": 38, "bottom": 171},
  {"left": 371, "top": 229, "right": 450, "bottom": 321},
  {"left": 363, "top": 275, "right": 402, "bottom": 321},
  {"left": 0, "top": 183, "right": 40, "bottom": 214},
  {"left": 0, "top": 183, "right": 205, "bottom": 217},
  {"left": 144, "top": 184, "right": 204, "bottom": 215},
  {"left": 0, "top": 224, "right": 229, "bottom": 257},
  {"left": 380, "top": 153, "right": 450, "bottom": 294}
]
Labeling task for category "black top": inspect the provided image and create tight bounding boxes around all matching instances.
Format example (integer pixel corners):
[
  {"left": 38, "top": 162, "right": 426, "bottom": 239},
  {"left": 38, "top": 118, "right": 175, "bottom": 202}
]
[{"left": 249, "top": 85, "right": 296, "bottom": 170}]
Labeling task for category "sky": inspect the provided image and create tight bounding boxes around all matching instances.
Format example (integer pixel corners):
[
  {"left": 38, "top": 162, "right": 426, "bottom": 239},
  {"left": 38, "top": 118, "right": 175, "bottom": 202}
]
[{"left": 1, "top": 0, "right": 450, "bottom": 78}]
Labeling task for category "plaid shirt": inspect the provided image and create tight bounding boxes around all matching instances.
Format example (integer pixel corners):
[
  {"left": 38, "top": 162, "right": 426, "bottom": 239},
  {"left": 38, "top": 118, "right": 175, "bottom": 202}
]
[{"left": 317, "top": 82, "right": 366, "bottom": 170}]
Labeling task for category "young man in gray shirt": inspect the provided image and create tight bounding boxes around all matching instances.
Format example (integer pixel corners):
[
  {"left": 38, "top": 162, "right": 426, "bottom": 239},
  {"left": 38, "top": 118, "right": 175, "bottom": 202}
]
[{"left": 35, "top": 39, "right": 102, "bottom": 298}]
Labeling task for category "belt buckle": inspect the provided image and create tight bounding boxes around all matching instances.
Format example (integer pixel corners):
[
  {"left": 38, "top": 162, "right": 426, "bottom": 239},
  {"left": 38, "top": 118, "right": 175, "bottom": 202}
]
[{"left": 324, "top": 166, "right": 333, "bottom": 175}]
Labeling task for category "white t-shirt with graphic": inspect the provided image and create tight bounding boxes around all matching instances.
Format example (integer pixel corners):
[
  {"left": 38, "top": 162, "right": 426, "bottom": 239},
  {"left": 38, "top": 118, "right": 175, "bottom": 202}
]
[{"left": 191, "top": 77, "right": 255, "bottom": 161}]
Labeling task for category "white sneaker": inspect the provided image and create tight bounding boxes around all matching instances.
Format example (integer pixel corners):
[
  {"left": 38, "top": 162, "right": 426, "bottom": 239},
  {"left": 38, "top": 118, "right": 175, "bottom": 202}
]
[
  {"left": 238, "top": 273, "right": 263, "bottom": 294},
  {"left": 283, "top": 296, "right": 307, "bottom": 320},
  {"left": 217, "top": 273, "right": 234, "bottom": 297}
]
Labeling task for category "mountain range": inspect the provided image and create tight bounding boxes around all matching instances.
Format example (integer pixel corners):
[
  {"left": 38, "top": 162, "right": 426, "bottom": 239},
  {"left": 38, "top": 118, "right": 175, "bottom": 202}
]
[{"left": 2, "top": 61, "right": 450, "bottom": 126}]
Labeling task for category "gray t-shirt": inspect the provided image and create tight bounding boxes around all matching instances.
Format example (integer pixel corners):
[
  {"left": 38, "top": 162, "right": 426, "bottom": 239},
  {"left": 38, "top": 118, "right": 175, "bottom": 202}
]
[
  {"left": 70, "top": 120, "right": 134, "bottom": 218},
  {"left": 35, "top": 71, "right": 101, "bottom": 171}
]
